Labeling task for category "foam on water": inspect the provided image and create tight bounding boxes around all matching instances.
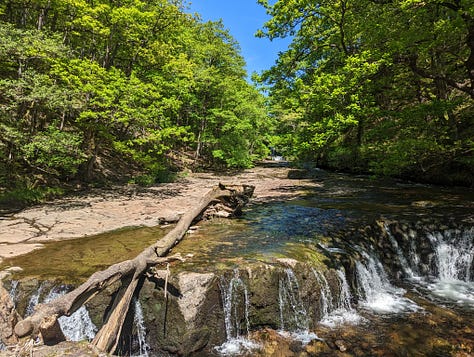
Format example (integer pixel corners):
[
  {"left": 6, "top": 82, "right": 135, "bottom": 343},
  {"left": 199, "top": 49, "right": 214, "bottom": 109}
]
[
  {"left": 428, "top": 280, "right": 474, "bottom": 306},
  {"left": 215, "top": 337, "right": 261, "bottom": 356},
  {"left": 215, "top": 270, "right": 260, "bottom": 356},
  {"left": 320, "top": 309, "right": 362, "bottom": 328},
  {"left": 44, "top": 286, "right": 97, "bottom": 341},
  {"left": 277, "top": 330, "right": 320, "bottom": 345},
  {"left": 356, "top": 255, "right": 419, "bottom": 314}
]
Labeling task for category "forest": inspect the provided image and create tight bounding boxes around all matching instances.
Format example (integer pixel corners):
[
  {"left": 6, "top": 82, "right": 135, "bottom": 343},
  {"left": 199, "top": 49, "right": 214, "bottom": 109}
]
[
  {"left": 0, "top": 0, "right": 271, "bottom": 202},
  {"left": 0, "top": 0, "right": 473, "bottom": 206},
  {"left": 258, "top": 0, "right": 474, "bottom": 185}
]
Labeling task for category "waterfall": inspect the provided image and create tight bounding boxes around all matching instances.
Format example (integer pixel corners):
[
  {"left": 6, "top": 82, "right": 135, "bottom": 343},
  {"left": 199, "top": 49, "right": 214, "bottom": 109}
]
[
  {"left": 43, "top": 286, "right": 97, "bottom": 341},
  {"left": 8, "top": 280, "right": 19, "bottom": 308},
  {"left": 26, "top": 282, "right": 46, "bottom": 316},
  {"left": 215, "top": 269, "right": 259, "bottom": 356},
  {"left": 384, "top": 223, "right": 419, "bottom": 279},
  {"left": 278, "top": 268, "right": 308, "bottom": 332},
  {"left": 428, "top": 229, "right": 473, "bottom": 282},
  {"left": 426, "top": 228, "right": 474, "bottom": 305},
  {"left": 355, "top": 253, "right": 418, "bottom": 314},
  {"left": 312, "top": 269, "right": 361, "bottom": 327},
  {"left": 131, "top": 298, "right": 149, "bottom": 357},
  {"left": 278, "top": 268, "right": 318, "bottom": 344},
  {"left": 384, "top": 223, "right": 474, "bottom": 306},
  {"left": 312, "top": 269, "right": 332, "bottom": 319}
]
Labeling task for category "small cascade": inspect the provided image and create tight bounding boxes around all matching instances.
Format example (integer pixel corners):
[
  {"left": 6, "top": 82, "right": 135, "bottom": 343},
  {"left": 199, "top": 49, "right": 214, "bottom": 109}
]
[
  {"left": 215, "top": 269, "right": 259, "bottom": 356},
  {"left": 312, "top": 269, "right": 360, "bottom": 327},
  {"left": 8, "top": 280, "right": 19, "bottom": 308},
  {"left": 43, "top": 286, "right": 97, "bottom": 341},
  {"left": 355, "top": 253, "right": 418, "bottom": 314},
  {"left": 428, "top": 229, "right": 473, "bottom": 282},
  {"left": 426, "top": 228, "right": 474, "bottom": 305},
  {"left": 25, "top": 281, "right": 46, "bottom": 316},
  {"left": 130, "top": 298, "right": 150, "bottom": 357},
  {"left": 278, "top": 268, "right": 318, "bottom": 344},
  {"left": 384, "top": 223, "right": 419, "bottom": 279},
  {"left": 383, "top": 223, "right": 474, "bottom": 306},
  {"left": 312, "top": 269, "right": 332, "bottom": 319}
]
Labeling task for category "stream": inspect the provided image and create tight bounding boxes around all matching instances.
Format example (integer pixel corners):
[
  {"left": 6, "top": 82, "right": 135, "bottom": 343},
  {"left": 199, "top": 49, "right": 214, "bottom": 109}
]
[{"left": 1, "top": 170, "right": 473, "bottom": 356}]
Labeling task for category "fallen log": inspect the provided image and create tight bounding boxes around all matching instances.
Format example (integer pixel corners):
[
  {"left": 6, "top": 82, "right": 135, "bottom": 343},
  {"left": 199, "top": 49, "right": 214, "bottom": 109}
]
[{"left": 13, "top": 183, "right": 254, "bottom": 353}]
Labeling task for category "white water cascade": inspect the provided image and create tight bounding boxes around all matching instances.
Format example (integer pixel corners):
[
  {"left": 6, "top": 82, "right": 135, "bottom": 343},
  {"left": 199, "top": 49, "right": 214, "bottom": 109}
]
[
  {"left": 312, "top": 268, "right": 361, "bottom": 327},
  {"left": 278, "top": 268, "right": 318, "bottom": 344},
  {"left": 384, "top": 224, "right": 474, "bottom": 306},
  {"left": 355, "top": 253, "right": 418, "bottom": 314},
  {"left": 25, "top": 282, "right": 46, "bottom": 317},
  {"left": 215, "top": 269, "right": 259, "bottom": 356},
  {"left": 131, "top": 298, "right": 150, "bottom": 357},
  {"left": 384, "top": 223, "right": 419, "bottom": 279},
  {"left": 426, "top": 228, "right": 474, "bottom": 305},
  {"left": 43, "top": 286, "right": 97, "bottom": 341}
]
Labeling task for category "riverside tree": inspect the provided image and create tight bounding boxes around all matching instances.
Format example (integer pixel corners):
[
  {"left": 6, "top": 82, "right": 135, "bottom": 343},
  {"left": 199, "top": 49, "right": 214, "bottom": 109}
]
[
  {"left": 257, "top": 0, "right": 474, "bottom": 185},
  {"left": 0, "top": 0, "right": 271, "bottom": 194}
]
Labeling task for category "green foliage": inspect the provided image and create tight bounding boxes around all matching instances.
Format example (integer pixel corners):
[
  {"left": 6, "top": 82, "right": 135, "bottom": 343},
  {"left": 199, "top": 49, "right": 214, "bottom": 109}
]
[
  {"left": 22, "top": 126, "right": 86, "bottom": 177},
  {"left": 0, "top": 0, "right": 273, "bottom": 194},
  {"left": 0, "top": 186, "right": 65, "bottom": 208},
  {"left": 259, "top": 0, "right": 474, "bottom": 184}
]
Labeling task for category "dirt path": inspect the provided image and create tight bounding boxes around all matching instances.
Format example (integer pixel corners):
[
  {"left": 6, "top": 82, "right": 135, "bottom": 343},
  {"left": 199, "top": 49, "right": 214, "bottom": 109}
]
[{"left": 0, "top": 164, "right": 320, "bottom": 263}]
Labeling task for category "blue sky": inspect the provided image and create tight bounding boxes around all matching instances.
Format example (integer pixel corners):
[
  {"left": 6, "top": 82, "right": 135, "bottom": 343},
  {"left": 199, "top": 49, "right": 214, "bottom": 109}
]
[{"left": 186, "top": 0, "right": 291, "bottom": 76}]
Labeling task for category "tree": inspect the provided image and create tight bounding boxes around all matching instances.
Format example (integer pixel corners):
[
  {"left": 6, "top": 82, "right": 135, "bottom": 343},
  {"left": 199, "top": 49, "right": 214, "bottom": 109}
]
[
  {"left": 0, "top": 0, "right": 273, "bottom": 191},
  {"left": 257, "top": 0, "right": 474, "bottom": 184}
]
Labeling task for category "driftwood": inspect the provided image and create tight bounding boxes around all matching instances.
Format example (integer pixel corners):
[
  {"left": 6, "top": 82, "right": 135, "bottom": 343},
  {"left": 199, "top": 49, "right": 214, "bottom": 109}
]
[{"left": 13, "top": 183, "right": 254, "bottom": 353}]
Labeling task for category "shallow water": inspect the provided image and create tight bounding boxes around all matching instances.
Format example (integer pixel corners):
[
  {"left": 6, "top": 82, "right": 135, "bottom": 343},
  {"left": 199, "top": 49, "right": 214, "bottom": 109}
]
[
  {"left": 1, "top": 171, "right": 473, "bottom": 355},
  {"left": 0, "top": 225, "right": 172, "bottom": 283}
]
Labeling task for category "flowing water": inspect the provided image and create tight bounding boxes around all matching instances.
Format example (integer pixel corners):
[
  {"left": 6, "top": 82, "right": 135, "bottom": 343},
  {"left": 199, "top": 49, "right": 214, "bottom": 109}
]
[
  {"left": 1, "top": 170, "right": 473, "bottom": 356},
  {"left": 355, "top": 253, "right": 419, "bottom": 314},
  {"left": 277, "top": 268, "right": 318, "bottom": 344},
  {"left": 8, "top": 282, "right": 97, "bottom": 342},
  {"left": 131, "top": 298, "right": 150, "bottom": 357},
  {"left": 313, "top": 268, "right": 361, "bottom": 327},
  {"left": 215, "top": 270, "right": 260, "bottom": 356}
]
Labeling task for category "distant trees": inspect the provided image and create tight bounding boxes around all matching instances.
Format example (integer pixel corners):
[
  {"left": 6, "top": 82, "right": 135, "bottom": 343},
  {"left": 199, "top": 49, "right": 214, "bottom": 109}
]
[
  {"left": 0, "top": 0, "right": 271, "bottom": 190},
  {"left": 257, "top": 0, "right": 474, "bottom": 184}
]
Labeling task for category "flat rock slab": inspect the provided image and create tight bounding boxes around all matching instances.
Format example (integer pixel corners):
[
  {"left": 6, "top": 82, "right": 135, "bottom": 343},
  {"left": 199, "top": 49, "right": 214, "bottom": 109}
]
[
  {"left": 0, "top": 243, "right": 44, "bottom": 263},
  {"left": 0, "top": 165, "right": 321, "bottom": 261}
]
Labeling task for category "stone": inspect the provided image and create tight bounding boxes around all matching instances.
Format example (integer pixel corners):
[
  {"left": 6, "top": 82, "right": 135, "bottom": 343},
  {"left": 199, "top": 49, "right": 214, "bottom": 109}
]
[
  {"left": 0, "top": 283, "right": 20, "bottom": 346},
  {"left": 335, "top": 339, "right": 347, "bottom": 352},
  {"left": 177, "top": 272, "right": 214, "bottom": 324}
]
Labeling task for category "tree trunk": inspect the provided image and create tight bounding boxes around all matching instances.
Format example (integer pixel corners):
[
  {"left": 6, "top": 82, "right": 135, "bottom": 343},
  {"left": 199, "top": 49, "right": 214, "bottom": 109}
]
[{"left": 13, "top": 183, "right": 254, "bottom": 354}]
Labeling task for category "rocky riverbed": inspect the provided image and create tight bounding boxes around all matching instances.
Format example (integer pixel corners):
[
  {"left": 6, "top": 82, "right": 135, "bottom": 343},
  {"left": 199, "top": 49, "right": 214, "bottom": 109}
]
[{"left": 0, "top": 163, "right": 320, "bottom": 264}]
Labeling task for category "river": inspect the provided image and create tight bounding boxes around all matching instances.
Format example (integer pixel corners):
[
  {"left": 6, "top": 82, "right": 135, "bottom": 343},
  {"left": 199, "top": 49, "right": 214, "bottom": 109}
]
[{"left": 1, "top": 169, "right": 473, "bottom": 356}]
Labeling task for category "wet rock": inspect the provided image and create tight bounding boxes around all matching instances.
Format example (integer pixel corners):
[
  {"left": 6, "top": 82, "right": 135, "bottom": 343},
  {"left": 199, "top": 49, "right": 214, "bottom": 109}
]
[
  {"left": 250, "top": 328, "right": 297, "bottom": 357},
  {"left": 335, "top": 339, "right": 347, "bottom": 352},
  {"left": 140, "top": 271, "right": 224, "bottom": 356},
  {"left": 305, "top": 339, "right": 331, "bottom": 355},
  {"left": 86, "top": 280, "right": 121, "bottom": 329},
  {"left": 0, "top": 283, "right": 20, "bottom": 346},
  {"left": 248, "top": 265, "right": 280, "bottom": 328}
]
